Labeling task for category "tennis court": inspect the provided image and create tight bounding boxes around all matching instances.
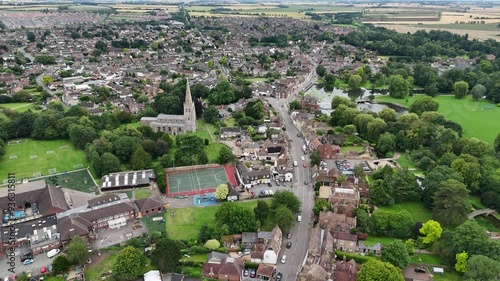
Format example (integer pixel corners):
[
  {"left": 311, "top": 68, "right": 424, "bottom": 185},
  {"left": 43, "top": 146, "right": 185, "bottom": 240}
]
[{"left": 166, "top": 166, "right": 231, "bottom": 197}]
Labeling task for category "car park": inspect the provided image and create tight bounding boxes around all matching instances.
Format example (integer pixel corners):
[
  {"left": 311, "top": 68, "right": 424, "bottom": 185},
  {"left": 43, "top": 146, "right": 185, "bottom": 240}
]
[
  {"left": 250, "top": 269, "right": 256, "bottom": 278},
  {"left": 281, "top": 255, "right": 287, "bottom": 264},
  {"left": 243, "top": 269, "right": 249, "bottom": 277},
  {"left": 286, "top": 241, "right": 292, "bottom": 249},
  {"left": 286, "top": 233, "right": 292, "bottom": 239},
  {"left": 23, "top": 259, "right": 33, "bottom": 265}
]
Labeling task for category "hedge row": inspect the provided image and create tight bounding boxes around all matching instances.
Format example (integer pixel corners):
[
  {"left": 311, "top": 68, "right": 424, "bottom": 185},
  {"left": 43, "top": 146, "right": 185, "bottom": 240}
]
[{"left": 335, "top": 250, "right": 379, "bottom": 264}]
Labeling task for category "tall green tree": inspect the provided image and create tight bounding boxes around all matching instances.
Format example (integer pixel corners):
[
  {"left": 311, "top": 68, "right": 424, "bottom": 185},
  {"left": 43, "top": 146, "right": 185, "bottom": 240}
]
[
  {"left": 203, "top": 105, "right": 219, "bottom": 124},
  {"left": 272, "top": 205, "right": 295, "bottom": 233},
  {"left": 470, "top": 84, "right": 486, "bottom": 101},
  {"left": 113, "top": 246, "right": 146, "bottom": 281},
  {"left": 215, "top": 202, "right": 260, "bottom": 233},
  {"left": 215, "top": 183, "right": 229, "bottom": 200},
  {"left": 310, "top": 149, "right": 321, "bottom": 167},
  {"left": 217, "top": 145, "right": 234, "bottom": 164},
  {"left": 348, "top": 74, "right": 362, "bottom": 90},
  {"left": 455, "top": 252, "right": 468, "bottom": 273},
  {"left": 271, "top": 190, "right": 301, "bottom": 214},
  {"left": 254, "top": 200, "right": 270, "bottom": 223},
  {"left": 68, "top": 125, "right": 97, "bottom": 149},
  {"left": 382, "top": 240, "right": 410, "bottom": 269},
  {"left": 66, "top": 236, "right": 91, "bottom": 266},
  {"left": 357, "top": 260, "right": 405, "bottom": 281},
  {"left": 419, "top": 220, "right": 443, "bottom": 245},
  {"left": 463, "top": 255, "right": 500, "bottom": 281},
  {"left": 453, "top": 81, "right": 469, "bottom": 99},
  {"left": 316, "top": 64, "right": 326, "bottom": 77},
  {"left": 409, "top": 96, "right": 439, "bottom": 115},
  {"left": 388, "top": 74, "right": 411, "bottom": 99},
  {"left": 130, "top": 146, "right": 152, "bottom": 170},
  {"left": 100, "top": 152, "right": 121, "bottom": 175},
  {"left": 52, "top": 255, "right": 71, "bottom": 274},
  {"left": 152, "top": 238, "right": 181, "bottom": 273},
  {"left": 433, "top": 179, "right": 471, "bottom": 225}
]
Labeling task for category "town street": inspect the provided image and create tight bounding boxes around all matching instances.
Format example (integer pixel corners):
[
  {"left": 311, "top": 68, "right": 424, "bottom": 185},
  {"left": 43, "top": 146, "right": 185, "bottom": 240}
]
[{"left": 268, "top": 97, "right": 315, "bottom": 281}]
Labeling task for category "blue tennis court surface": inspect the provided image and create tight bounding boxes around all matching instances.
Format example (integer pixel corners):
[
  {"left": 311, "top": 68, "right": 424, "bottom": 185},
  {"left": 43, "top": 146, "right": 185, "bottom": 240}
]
[{"left": 193, "top": 193, "right": 218, "bottom": 206}]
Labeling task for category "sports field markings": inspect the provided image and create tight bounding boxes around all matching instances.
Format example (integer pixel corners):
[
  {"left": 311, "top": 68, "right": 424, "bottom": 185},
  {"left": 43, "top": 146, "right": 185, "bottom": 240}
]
[
  {"left": 33, "top": 172, "right": 42, "bottom": 178},
  {"left": 194, "top": 170, "right": 202, "bottom": 191},
  {"left": 9, "top": 155, "right": 17, "bottom": 159},
  {"left": 30, "top": 155, "right": 38, "bottom": 159},
  {"left": 48, "top": 168, "right": 57, "bottom": 174},
  {"left": 47, "top": 150, "right": 54, "bottom": 154},
  {"left": 73, "top": 164, "right": 83, "bottom": 169}
]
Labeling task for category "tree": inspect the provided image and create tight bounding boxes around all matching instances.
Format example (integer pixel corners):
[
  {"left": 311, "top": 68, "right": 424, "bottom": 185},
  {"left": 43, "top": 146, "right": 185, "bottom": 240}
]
[
  {"left": 218, "top": 145, "right": 234, "bottom": 164},
  {"left": 409, "top": 96, "right": 439, "bottom": 115},
  {"left": 378, "top": 108, "right": 397, "bottom": 122},
  {"left": 463, "top": 255, "right": 500, "bottom": 281},
  {"left": 496, "top": 133, "right": 500, "bottom": 154},
  {"left": 453, "top": 81, "right": 469, "bottom": 99},
  {"left": 152, "top": 238, "right": 181, "bottom": 273},
  {"left": 26, "top": 31, "right": 36, "bottom": 42},
  {"left": 377, "top": 132, "right": 395, "bottom": 157},
  {"left": 272, "top": 205, "right": 295, "bottom": 233},
  {"left": 470, "top": 84, "right": 486, "bottom": 101},
  {"left": 357, "top": 260, "right": 405, "bottom": 281},
  {"left": 405, "top": 239, "right": 415, "bottom": 255},
  {"left": 344, "top": 124, "right": 357, "bottom": 135},
  {"left": 382, "top": 240, "right": 410, "bottom": 269},
  {"left": 433, "top": 179, "right": 471, "bottom": 225},
  {"left": 388, "top": 75, "right": 411, "bottom": 99},
  {"left": 254, "top": 200, "right": 270, "bottom": 223},
  {"left": 451, "top": 221, "right": 491, "bottom": 259},
  {"left": 52, "top": 255, "right": 71, "bottom": 274},
  {"left": 113, "top": 246, "right": 146, "bottom": 281},
  {"left": 367, "top": 118, "right": 387, "bottom": 141},
  {"left": 203, "top": 105, "right": 219, "bottom": 124},
  {"left": 313, "top": 199, "right": 331, "bottom": 217},
  {"left": 68, "top": 125, "right": 97, "bottom": 150},
  {"left": 349, "top": 74, "right": 362, "bottom": 90},
  {"left": 66, "top": 236, "right": 91, "bottom": 265},
  {"left": 204, "top": 239, "right": 221, "bottom": 250},
  {"left": 130, "top": 146, "right": 152, "bottom": 170},
  {"left": 310, "top": 149, "right": 321, "bottom": 167},
  {"left": 455, "top": 252, "right": 468, "bottom": 273},
  {"left": 199, "top": 223, "right": 215, "bottom": 243},
  {"left": 215, "top": 183, "right": 229, "bottom": 200},
  {"left": 271, "top": 190, "right": 301, "bottom": 214},
  {"left": 316, "top": 64, "right": 326, "bottom": 77},
  {"left": 100, "top": 152, "right": 121, "bottom": 175},
  {"left": 451, "top": 154, "right": 481, "bottom": 192},
  {"left": 215, "top": 202, "right": 259, "bottom": 233},
  {"left": 42, "top": 75, "right": 53, "bottom": 85},
  {"left": 419, "top": 220, "right": 443, "bottom": 245},
  {"left": 113, "top": 136, "right": 141, "bottom": 163}
]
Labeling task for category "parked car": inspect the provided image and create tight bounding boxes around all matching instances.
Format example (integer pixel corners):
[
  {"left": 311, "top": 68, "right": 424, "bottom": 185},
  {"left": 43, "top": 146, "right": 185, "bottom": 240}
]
[
  {"left": 250, "top": 269, "right": 256, "bottom": 278},
  {"left": 293, "top": 161, "right": 298, "bottom": 167},
  {"left": 286, "top": 233, "right": 292, "bottom": 239},
  {"left": 281, "top": 255, "right": 287, "bottom": 264},
  {"left": 46, "top": 249, "right": 60, "bottom": 258},
  {"left": 243, "top": 269, "right": 249, "bottom": 277},
  {"left": 286, "top": 242, "right": 292, "bottom": 249},
  {"left": 301, "top": 156, "right": 305, "bottom": 161},
  {"left": 282, "top": 181, "right": 287, "bottom": 187},
  {"left": 267, "top": 182, "right": 272, "bottom": 187},
  {"left": 302, "top": 163, "right": 307, "bottom": 168},
  {"left": 23, "top": 259, "right": 33, "bottom": 265},
  {"left": 21, "top": 252, "right": 33, "bottom": 262},
  {"left": 304, "top": 180, "right": 308, "bottom": 185},
  {"left": 276, "top": 272, "right": 282, "bottom": 280},
  {"left": 414, "top": 266, "right": 426, "bottom": 273},
  {"left": 276, "top": 181, "right": 280, "bottom": 186},
  {"left": 268, "top": 190, "right": 274, "bottom": 195},
  {"left": 297, "top": 215, "right": 302, "bottom": 222}
]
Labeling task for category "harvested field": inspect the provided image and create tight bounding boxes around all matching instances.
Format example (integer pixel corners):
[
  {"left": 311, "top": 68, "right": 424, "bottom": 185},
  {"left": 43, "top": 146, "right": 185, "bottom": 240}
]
[{"left": 377, "top": 24, "right": 500, "bottom": 41}]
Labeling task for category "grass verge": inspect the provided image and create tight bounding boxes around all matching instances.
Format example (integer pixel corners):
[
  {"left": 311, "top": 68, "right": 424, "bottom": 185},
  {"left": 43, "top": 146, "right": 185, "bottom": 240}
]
[{"left": 377, "top": 202, "right": 433, "bottom": 223}]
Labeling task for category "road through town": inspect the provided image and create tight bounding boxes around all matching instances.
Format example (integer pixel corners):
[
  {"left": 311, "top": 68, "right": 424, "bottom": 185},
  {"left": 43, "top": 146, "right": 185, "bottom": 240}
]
[{"left": 268, "top": 97, "right": 315, "bottom": 281}]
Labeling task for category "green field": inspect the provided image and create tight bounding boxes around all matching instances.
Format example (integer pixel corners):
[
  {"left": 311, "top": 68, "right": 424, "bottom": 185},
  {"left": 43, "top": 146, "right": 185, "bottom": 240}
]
[
  {"left": 395, "top": 152, "right": 418, "bottom": 169},
  {"left": 244, "top": 77, "right": 268, "bottom": 82},
  {"left": 376, "top": 95, "right": 500, "bottom": 143},
  {"left": 433, "top": 271, "right": 463, "bottom": 281},
  {"left": 141, "top": 211, "right": 166, "bottom": 234},
  {"left": 85, "top": 254, "right": 118, "bottom": 281},
  {"left": 341, "top": 146, "right": 365, "bottom": 154},
  {"left": 0, "top": 139, "right": 88, "bottom": 180},
  {"left": 0, "top": 102, "right": 36, "bottom": 112},
  {"left": 377, "top": 202, "right": 433, "bottom": 223},
  {"left": 135, "top": 188, "right": 151, "bottom": 199},
  {"left": 410, "top": 253, "right": 445, "bottom": 265},
  {"left": 165, "top": 201, "right": 260, "bottom": 240}
]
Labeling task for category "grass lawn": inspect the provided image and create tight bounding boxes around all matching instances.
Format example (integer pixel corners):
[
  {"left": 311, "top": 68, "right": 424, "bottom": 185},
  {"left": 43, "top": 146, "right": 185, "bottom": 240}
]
[
  {"left": 432, "top": 270, "right": 463, "bottom": 281},
  {"left": 119, "top": 121, "right": 140, "bottom": 129},
  {"left": 409, "top": 253, "right": 444, "bottom": 265},
  {"left": 376, "top": 95, "right": 500, "bottom": 143},
  {"left": 135, "top": 188, "right": 151, "bottom": 199},
  {"left": 341, "top": 146, "right": 365, "bottom": 154},
  {"left": 141, "top": 211, "right": 166, "bottom": 234},
  {"left": 244, "top": 77, "right": 268, "bottom": 83},
  {"left": 377, "top": 202, "right": 433, "bottom": 223},
  {"left": 474, "top": 215, "right": 500, "bottom": 232},
  {"left": 469, "top": 196, "right": 486, "bottom": 209},
  {"left": 166, "top": 201, "right": 261, "bottom": 240},
  {"left": 363, "top": 236, "right": 395, "bottom": 246},
  {"left": 395, "top": 152, "right": 417, "bottom": 169},
  {"left": 0, "top": 139, "right": 88, "bottom": 180},
  {"left": 85, "top": 253, "right": 118, "bottom": 281},
  {"left": 180, "top": 253, "right": 208, "bottom": 263},
  {"left": 45, "top": 169, "right": 96, "bottom": 193},
  {"left": 0, "top": 102, "right": 36, "bottom": 112}
]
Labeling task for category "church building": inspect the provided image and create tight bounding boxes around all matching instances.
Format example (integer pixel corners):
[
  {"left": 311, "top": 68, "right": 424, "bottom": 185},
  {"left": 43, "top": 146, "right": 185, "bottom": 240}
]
[{"left": 140, "top": 80, "right": 196, "bottom": 135}]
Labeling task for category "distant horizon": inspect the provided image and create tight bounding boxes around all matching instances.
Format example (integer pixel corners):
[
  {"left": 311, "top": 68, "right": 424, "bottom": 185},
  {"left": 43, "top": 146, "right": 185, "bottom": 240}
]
[{"left": 3, "top": 0, "right": 500, "bottom": 4}]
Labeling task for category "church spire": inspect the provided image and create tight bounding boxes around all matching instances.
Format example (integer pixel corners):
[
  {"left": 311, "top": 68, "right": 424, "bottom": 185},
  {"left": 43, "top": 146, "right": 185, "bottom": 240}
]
[{"left": 185, "top": 79, "right": 193, "bottom": 104}]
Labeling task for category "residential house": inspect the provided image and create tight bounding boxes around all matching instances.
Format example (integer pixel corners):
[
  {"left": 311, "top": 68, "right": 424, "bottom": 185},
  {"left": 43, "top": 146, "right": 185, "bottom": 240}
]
[
  {"left": 318, "top": 186, "right": 332, "bottom": 200},
  {"left": 220, "top": 127, "right": 243, "bottom": 139},
  {"left": 256, "top": 264, "right": 274, "bottom": 281},
  {"left": 241, "top": 232, "right": 258, "bottom": 248},
  {"left": 333, "top": 232, "right": 358, "bottom": 252},
  {"left": 297, "top": 264, "right": 329, "bottom": 281},
  {"left": 319, "top": 211, "right": 357, "bottom": 233},
  {"left": 202, "top": 257, "right": 245, "bottom": 281},
  {"left": 308, "top": 226, "right": 335, "bottom": 260},
  {"left": 262, "top": 225, "right": 282, "bottom": 264},
  {"left": 312, "top": 167, "right": 341, "bottom": 186},
  {"left": 330, "top": 187, "right": 360, "bottom": 217},
  {"left": 226, "top": 185, "right": 240, "bottom": 202},
  {"left": 235, "top": 163, "right": 272, "bottom": 189},
  {"left": 333, "top": 258, "right": 359, "bottom": 281}
]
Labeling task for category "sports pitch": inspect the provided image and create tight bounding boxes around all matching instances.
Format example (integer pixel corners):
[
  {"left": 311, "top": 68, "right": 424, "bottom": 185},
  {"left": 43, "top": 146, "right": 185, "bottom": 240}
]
[
  {"left": 1, "top": 139, "right": 88, "bottom": 180},
  {"left": 166, "top": 166, "right": 230, "bottom": 197}
]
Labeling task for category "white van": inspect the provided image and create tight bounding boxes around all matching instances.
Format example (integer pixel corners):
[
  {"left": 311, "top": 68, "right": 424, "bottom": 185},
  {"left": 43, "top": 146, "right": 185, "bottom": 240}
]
[
  {"left": 293, "top": 161, "right": 298, "bottom": 167},
  {"left": 297, "top": 215, "right": 302, "bottom": 222},
  {"left": 47, "top": 249, "right": 60, "bottom": 258}
]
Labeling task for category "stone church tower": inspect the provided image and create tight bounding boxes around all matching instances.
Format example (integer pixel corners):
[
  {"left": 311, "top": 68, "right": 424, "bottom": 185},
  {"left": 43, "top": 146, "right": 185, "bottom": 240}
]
[{"left": 183, "top": 79, "right": 196, "bottom": 132}]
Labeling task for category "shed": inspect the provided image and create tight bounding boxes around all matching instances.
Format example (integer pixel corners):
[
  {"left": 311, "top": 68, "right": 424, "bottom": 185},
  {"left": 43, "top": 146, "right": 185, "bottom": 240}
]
[{"left": 432, "top": 267, "right": 444, "bottom": 274}]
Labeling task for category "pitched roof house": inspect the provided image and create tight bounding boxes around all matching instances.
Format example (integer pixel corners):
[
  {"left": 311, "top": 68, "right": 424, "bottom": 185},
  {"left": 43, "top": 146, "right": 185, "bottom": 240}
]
[{"left": 202, "top": 257, "right": 245, "bottom": 281}]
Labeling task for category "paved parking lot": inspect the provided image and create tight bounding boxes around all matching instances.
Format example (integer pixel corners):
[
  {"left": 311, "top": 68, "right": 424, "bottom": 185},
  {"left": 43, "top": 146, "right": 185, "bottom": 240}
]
[
  {"left": 0, "top": 249, "right": 53, "bottom": 278},
  {"left": 92, "top": 220, "right": 147, "bottom": 249},
  {"left": 324, "top": 159, "right": 370, "bottom": 174}
]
